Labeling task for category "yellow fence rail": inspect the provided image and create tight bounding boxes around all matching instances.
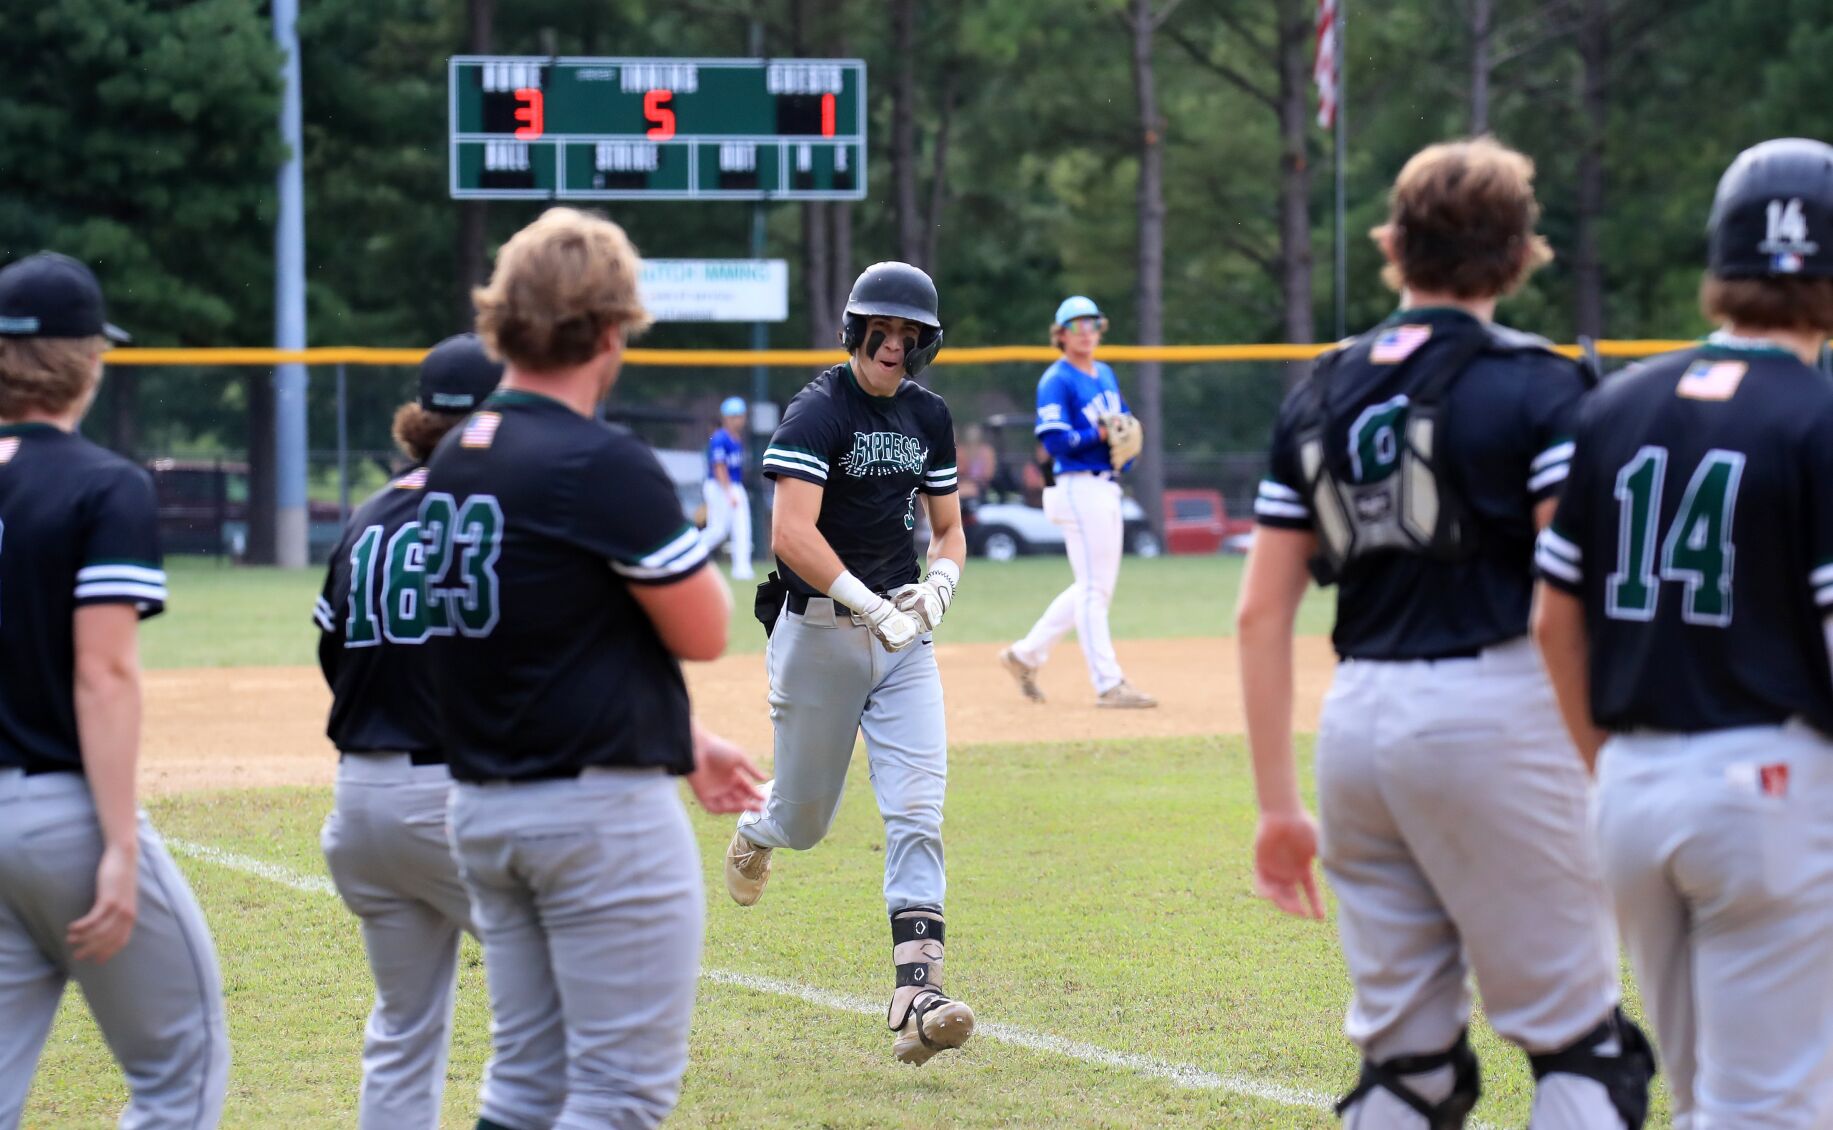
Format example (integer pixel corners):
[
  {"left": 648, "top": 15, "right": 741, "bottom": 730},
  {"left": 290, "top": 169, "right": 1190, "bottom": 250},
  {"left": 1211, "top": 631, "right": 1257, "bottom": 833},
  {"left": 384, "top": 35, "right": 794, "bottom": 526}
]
[{"left": 105, "top": 340, "right": 1696, "bottom": 367}]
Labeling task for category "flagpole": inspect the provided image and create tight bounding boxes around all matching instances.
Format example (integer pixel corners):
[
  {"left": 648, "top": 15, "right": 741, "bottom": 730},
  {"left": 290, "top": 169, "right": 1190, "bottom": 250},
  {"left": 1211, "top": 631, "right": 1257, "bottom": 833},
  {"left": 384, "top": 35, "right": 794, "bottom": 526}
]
[{"left": 1333, "top": 0, "right": 1348, "bottom": 340}]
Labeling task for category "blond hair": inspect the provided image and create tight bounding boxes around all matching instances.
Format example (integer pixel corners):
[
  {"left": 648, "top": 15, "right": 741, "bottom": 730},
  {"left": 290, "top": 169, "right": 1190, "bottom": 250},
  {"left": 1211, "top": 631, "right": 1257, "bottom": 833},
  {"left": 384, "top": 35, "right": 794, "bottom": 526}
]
[
  {"left": 473, "top": 207, "right": 653, "bottom": 372},
  {"left": 0, "top": 335, "right": 105, "bottom": 419},
  {"left": 1371, "top": 137, "right": 1554, "bottom": 299}
]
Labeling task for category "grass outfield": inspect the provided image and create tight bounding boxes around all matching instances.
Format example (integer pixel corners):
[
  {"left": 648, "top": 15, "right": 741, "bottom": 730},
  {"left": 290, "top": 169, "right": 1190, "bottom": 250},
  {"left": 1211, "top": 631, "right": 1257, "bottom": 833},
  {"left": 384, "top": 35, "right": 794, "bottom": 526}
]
[
  {"left": 142, "top": 554, "right": 1338, "bottom": 668},
  {"left": 23, "top": 735, "right": 1663, "bottom": 1128}
]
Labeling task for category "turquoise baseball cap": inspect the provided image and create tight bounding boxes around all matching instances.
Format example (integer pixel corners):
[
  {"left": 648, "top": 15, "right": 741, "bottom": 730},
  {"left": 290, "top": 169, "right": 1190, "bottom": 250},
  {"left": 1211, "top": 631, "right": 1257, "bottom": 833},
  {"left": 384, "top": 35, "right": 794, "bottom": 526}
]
[
  {"left": 1054, "top": 295, "right": 1104, "bottom": 327},
  {"left": 719, "top": 396, "right": 747, "bottom": 417}
]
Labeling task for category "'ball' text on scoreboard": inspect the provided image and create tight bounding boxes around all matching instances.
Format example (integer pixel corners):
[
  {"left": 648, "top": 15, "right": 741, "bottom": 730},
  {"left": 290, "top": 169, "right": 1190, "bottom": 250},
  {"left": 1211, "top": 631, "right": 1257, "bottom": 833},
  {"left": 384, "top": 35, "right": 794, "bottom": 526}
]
[{"left": 448, "top": 56, "right": 867, "bottom": 202}]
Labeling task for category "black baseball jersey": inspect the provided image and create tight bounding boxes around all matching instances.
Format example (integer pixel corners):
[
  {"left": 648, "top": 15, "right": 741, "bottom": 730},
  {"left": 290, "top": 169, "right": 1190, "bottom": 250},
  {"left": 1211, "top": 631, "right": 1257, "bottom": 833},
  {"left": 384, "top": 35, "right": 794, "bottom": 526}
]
[
  {"left": 0, "top": 423, "right": 166, "bottom": 776},
  {"left": 1538, "top": 338, "right": 1833, "bottom": 736},
  {"left": 761, "top": 364, "right": 958, "bottom": 598},
  {"left": 422, "top": 389, "right": 708, "bottom": 782},
  {"left": 1256, "top": 308, "right": 1586, "bottom": 660},
  {"left": 312, "top": 465, "right": 442, "bottom": 755}
]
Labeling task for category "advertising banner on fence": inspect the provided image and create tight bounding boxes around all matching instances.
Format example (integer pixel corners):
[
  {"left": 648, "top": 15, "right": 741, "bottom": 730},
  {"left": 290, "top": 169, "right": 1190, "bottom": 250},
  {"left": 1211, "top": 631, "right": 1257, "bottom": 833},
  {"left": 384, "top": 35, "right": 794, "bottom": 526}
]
[{"left": 640, "top": 259, "right": 789, "bottom": 322}]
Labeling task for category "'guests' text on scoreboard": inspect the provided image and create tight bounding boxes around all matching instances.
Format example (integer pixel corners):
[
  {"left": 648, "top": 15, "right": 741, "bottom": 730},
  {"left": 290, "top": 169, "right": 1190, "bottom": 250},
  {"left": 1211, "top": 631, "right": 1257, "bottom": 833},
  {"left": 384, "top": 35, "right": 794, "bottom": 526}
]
[{"left": 449, "top": 56, "right": 867, "bottom": 201}]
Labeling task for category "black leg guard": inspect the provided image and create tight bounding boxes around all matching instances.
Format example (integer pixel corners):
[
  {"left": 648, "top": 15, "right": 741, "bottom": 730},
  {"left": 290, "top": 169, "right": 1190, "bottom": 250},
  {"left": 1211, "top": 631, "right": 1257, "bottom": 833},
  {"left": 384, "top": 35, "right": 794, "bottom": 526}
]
[
  {"left": 1528, "top": 1008, "right": 1657, "bottom": 1130},
  {"left": 1335, "top": 1030, "right": 1480, "bottom": 1129},
  {"left": 887, "top": 907, "right": 948, "bottom": 1030}
]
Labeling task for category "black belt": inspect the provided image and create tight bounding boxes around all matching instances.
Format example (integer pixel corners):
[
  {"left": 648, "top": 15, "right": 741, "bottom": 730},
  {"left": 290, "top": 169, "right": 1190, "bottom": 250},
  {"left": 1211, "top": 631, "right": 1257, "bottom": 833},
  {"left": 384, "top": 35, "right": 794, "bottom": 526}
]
[
  {"left": 20, "top": 764, "right": 79, "bottom": 777},
  {"left": 455, "top": 766, "right": 586, "bottom": 785},
  {"left": 339, "top": 749, "right": 447, "bottom": 767},
  {"left": 785, "top": 589, "right": 894, "bottom": 616}
]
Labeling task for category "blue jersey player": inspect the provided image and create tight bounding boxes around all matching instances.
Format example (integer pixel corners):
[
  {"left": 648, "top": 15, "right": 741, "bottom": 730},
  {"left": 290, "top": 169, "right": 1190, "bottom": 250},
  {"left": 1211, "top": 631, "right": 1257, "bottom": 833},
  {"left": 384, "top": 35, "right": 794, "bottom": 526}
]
[
  {"left": 698, "top": 395, "right": 753, "bottom": 579},
  {"left": 1001, "top": 296, "right": 1156, "bottom": 707}
]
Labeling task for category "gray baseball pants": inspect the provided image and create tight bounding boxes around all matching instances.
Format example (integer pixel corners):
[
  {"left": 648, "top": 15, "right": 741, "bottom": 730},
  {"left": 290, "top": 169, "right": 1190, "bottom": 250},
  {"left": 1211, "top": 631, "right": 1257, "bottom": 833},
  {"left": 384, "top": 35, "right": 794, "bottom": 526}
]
[
  {"left": 1317, "top": 638, "right": 1627, "bottom": 1128},
  {"left": 448, "top": 769, "right": 703, "bottom": 1130},
  {"left": 738, "top": 599, "right": 948, "bottom": 914},
  {"left": 321, "top": 754, "right": 478, "bottom": 1130},
  {"left": 0, "top": 769, "right": 228, "bottom": 1130},
  {"left": 1596, "top": 722, "right": 1833, "bottom": 1129}
]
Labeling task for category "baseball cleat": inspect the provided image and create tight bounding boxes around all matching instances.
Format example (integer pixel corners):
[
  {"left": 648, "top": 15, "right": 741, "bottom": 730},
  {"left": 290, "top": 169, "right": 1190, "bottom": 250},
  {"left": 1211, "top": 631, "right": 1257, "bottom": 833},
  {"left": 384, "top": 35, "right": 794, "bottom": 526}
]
[
  {"left": 998, "top": 647, "right": 1046, "bottom": 703},
  {"left": 724, "top": 829, "right": 773, "bottom": 906},
  {"left": 892, "top": 995, "right": 975, "bottom": 1066},
  {"left": 1097, "top": 681, "right": 1158, "bottom": 709}
]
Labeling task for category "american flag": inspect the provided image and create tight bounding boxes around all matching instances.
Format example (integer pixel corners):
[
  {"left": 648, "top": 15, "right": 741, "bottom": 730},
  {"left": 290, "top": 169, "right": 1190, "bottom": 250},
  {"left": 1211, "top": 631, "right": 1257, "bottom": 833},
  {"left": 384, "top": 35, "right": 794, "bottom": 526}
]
[
  {"left": 1314, "top": 0, "right": 1340, "bottom": 130},
  {"left": 1370, "top": 324, "right": 1431, "bottom": 364},
  {"left": 461, "top": 411, "right": 502, "bottom": 449},
  {"left": 1676, "top": 360, "right": 1748, "bottom": 401}
]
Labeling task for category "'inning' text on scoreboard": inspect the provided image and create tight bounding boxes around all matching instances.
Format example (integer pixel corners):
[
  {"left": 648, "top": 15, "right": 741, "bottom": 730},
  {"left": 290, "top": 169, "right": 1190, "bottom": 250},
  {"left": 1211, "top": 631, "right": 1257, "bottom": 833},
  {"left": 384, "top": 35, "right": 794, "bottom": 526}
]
[{"left": 448, "top": 56, "right": 867, "bottom": 201}]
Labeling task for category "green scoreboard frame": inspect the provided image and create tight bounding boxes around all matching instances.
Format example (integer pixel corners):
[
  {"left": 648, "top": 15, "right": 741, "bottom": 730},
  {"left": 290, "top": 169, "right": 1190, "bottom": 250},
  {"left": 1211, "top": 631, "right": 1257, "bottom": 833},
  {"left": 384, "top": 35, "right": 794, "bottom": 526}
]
[{"left": 448, "top": 56, "right": 867, "bottom": 201}]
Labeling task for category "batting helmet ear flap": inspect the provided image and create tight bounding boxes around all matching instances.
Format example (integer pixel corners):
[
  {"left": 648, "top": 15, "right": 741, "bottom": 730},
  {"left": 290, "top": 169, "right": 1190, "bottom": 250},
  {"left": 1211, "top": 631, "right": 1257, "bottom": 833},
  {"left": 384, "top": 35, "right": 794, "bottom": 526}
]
[{"left": 905, "top": 325, "right": 944, "bottom": 377}]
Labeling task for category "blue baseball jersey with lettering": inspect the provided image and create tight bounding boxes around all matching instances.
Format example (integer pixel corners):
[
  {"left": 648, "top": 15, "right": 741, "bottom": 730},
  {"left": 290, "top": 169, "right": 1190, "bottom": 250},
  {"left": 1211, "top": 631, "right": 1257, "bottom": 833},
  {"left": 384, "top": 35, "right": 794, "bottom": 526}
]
[
  {"left": 1033, "top": 358, "right": 1130, "bottom": 474},
  {"left": 707, "top": 428, "right": 745, "bottom": 485}
]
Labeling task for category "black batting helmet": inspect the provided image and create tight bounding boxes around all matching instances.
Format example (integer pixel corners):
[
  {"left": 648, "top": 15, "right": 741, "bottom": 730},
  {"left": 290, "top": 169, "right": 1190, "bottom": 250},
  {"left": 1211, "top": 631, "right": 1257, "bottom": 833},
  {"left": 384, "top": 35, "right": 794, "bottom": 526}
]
[
  {"left": 839, "top": 261, "right": 944, "bottom": 376},
  {"left": 1708, "top": 138, "right": 1833, "bottom": 279}
]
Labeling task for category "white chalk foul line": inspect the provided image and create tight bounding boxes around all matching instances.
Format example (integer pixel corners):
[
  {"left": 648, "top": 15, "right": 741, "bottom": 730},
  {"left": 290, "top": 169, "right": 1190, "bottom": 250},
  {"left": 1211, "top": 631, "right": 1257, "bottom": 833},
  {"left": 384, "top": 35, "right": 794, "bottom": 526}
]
[{"left": 166, "top": 838, "right": 1388, "bottom": 1119}]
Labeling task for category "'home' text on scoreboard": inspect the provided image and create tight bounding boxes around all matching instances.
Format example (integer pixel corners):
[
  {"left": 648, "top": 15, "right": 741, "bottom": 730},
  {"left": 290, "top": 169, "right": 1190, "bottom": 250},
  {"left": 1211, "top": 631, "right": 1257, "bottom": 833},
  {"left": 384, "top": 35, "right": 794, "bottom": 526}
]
[{"left": 448, "top": 56, "right": 867, "bottom": 201}]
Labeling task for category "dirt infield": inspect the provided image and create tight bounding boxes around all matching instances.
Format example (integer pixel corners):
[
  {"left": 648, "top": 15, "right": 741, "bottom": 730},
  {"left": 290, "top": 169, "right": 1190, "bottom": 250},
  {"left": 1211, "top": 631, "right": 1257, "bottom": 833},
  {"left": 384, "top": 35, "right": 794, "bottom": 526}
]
[{"left": 141, "top": 637, "right": 1339, "bottom": 795}]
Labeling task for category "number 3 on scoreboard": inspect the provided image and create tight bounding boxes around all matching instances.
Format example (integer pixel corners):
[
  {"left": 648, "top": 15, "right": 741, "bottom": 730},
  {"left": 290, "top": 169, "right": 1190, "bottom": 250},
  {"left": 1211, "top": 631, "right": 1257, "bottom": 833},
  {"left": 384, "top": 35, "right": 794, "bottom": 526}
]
[{"left": 645, "top": 89, "right": 676, "bottom": 140}]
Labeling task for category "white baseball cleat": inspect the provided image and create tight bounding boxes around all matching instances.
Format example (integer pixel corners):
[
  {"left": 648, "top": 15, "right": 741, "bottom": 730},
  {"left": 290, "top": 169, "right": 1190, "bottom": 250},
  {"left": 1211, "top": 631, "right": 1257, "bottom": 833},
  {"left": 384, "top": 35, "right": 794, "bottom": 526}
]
[
  {"left": 724, "top": 829, "right": 773, "bottom": 906},
  {"left": 998, "top": 647, "right": 1046, "bottom": 703},
  {"left": 1097, "top": 680, "right": 1157, "bottom": 709},
  {"left": 892, "top": 994, "right": 976, "bottom": 1066}
]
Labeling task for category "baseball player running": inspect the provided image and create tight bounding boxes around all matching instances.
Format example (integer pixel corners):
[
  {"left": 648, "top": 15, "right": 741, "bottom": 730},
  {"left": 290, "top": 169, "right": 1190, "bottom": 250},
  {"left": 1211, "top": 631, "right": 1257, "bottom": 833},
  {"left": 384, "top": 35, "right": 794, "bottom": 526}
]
[
  {"left": 0, "top": 253, "right": 228, "bottom": 1129},
  {"left": 424, "top": 208, "right": 763, "bottom": 1130},
  {"left": 698, "top": 395, "right": 754, "bottom": 579},
  {"left": 1239, "top": 139, "right": 1652, "bottom": 1128},
  {"left": 724, "top": 261, "right": 976, "bottom": 1065},
  {"left": 1535, "top": 138, "right": 1833, "bottom": 1128},
  {"left": 999, "top": 296, "right": 1155, "bottom": 708},
  {"left": 313, "top": 333, "right": 501, "bottom": 1129}
]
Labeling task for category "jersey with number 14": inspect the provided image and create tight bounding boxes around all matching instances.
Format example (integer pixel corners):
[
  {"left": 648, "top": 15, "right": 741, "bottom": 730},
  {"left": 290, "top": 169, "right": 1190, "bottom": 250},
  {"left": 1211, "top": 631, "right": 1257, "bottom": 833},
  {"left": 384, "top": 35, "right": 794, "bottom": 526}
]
[{"left": 1538, "top": 340, "right": 1833, "bottom": 736}]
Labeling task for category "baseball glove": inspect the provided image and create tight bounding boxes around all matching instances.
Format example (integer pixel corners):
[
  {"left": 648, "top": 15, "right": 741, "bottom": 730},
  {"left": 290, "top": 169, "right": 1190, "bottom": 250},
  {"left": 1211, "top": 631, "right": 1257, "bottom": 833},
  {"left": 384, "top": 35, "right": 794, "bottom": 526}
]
[{"left": 1104, "top": 413, "right": 1144, "bottom": 470}]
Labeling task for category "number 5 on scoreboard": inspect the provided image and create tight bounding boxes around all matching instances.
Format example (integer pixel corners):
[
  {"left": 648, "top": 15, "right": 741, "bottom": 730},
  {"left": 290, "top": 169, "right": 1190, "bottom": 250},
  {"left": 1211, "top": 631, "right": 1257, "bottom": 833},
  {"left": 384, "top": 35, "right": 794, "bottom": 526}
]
[{"left": 645, "top": 89, "right": 676, "bottom": 140}]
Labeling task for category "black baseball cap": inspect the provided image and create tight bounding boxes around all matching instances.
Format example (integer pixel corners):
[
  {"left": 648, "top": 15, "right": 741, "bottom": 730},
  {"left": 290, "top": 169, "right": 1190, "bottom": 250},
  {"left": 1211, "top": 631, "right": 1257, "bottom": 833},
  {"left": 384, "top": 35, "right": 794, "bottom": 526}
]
[
  {"left": 1707, "top": 138, "right": 1833, "bottom": 279},
  {"left": 0, "top": 252, "right": 131, "bottom": 343},
  {"left": 418, "top": 333, "right": 504, "bottom": 413}
]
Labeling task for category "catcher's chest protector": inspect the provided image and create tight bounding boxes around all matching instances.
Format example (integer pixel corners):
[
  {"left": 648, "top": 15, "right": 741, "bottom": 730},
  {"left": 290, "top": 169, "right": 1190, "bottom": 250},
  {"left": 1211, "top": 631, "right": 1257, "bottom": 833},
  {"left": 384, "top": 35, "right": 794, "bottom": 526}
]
[{"left": 1297, "top": 328, "right": 1492, "bottom": 585}]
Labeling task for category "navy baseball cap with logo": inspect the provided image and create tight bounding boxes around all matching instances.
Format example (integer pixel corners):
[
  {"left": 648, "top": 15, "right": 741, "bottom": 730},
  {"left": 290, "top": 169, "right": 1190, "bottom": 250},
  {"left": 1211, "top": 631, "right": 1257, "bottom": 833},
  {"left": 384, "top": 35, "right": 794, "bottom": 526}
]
[
  {"left": 419, "top": 333, "right": 504, "bottom": 413},
  {"left": 1707, "top": 138, "right": 1833, "bottom": 279},
  {"left": 0, "top": 252, "right": 131, "bottom": 343}
]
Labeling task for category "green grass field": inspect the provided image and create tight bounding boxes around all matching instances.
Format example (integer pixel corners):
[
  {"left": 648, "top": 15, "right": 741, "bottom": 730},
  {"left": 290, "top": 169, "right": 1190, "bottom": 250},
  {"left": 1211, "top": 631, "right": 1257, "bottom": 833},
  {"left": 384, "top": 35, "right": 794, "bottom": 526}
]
[
  {"left": 142, "top": 554, "right": 1337, "bottom": 668},
  {"left": 36, "top": 557, "right": 1669, "bottom": 1127}
]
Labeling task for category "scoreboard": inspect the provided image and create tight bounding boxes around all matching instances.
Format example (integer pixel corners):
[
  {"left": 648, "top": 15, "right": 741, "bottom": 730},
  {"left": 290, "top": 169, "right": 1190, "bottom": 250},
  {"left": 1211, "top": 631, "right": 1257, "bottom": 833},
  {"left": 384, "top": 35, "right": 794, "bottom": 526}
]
[{"left": 448, "top": 56, "right": 867, "bottom": 201}]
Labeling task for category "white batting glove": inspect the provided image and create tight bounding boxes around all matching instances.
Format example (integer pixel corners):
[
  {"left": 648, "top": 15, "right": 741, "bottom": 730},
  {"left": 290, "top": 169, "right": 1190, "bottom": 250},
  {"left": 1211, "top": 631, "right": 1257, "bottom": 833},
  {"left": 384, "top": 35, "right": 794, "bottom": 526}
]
[
  {"left": 828, "top": 569, "right": 919, "bottom": 651},
  {"left": 892, "top": 559, "right": 959, "bottom": 634},
  {"left": 860, "top": 594, "right": 921, "bottom": 651}
]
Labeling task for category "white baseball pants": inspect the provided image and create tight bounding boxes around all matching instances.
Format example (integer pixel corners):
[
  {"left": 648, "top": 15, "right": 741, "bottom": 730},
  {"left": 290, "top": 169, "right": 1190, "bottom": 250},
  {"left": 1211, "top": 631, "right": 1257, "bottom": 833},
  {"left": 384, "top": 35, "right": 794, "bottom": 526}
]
[
  {"left": 739, "top": 600, "right": 948, "bottom": 914},
  {"left": 1011, "top": 471, "right": 1126, "bottom": 693},
  {"left": 1596, "top": 722, "right": 1833, "bottom": 1129},
  {"left": 0, "top": 770, "right": 229, "bottom": 1130},
  {"left": 321, "top": 755, "right": 478, "bottom": 1130},
  {"left": 699, "top": 481, "right": 753, "bottom": 579},
  {"left": 449, "top": 770, "right": 703, "bottom": 1130},
  {"left": 1318, "top": 638, "right": 1628, "bottom": 1129}
]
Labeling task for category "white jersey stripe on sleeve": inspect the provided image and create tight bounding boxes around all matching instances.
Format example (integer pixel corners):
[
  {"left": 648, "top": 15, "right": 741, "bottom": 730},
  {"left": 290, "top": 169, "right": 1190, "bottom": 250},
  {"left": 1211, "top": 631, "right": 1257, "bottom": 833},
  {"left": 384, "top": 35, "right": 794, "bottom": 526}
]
[
  {"left": 1531, "top": 442, "right": 1576, "bottom": 472},
  {"left": 1257, "top": 480, "right": 1303, "bottom": 503},
  {"left": 1817, "top": 583, "right": 1833, "bottom": 609},
  {"left": 77, "top": 564, "right": 167, "bottom": 585},
  {"left": 1535, "top": 547, "right": 1582, "bottom": 585},
  {"left": 1528, "top": 463, "right": 1571, "bottom": 493},
  {"left": 1537, "top": 528, "right": 1582, "bottom": 563},
  {"left": 1255, "top": 499, "right": 1310, "bottom": 520},
  {"left": 612, "top": 539, "right": 711, "bottom": 581},
  {"left": 763, "top": 446, "right": 829, "bottom": 473},
  {"left": 74, "top": 581, "right": 168, "bottom": 602},
  {"left": 1813, "top": 563, "right": 1833, "bottom": 588},
  {"left": 638, "top": 526, "right": 702, "bottom": 570}
]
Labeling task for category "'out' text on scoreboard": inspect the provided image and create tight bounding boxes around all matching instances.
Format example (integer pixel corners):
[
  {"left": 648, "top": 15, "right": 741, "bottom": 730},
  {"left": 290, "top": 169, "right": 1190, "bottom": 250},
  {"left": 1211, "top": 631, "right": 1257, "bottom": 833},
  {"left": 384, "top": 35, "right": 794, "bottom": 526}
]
[{"left": 448, "top": 56, "right": 867, "bottom": 201}]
